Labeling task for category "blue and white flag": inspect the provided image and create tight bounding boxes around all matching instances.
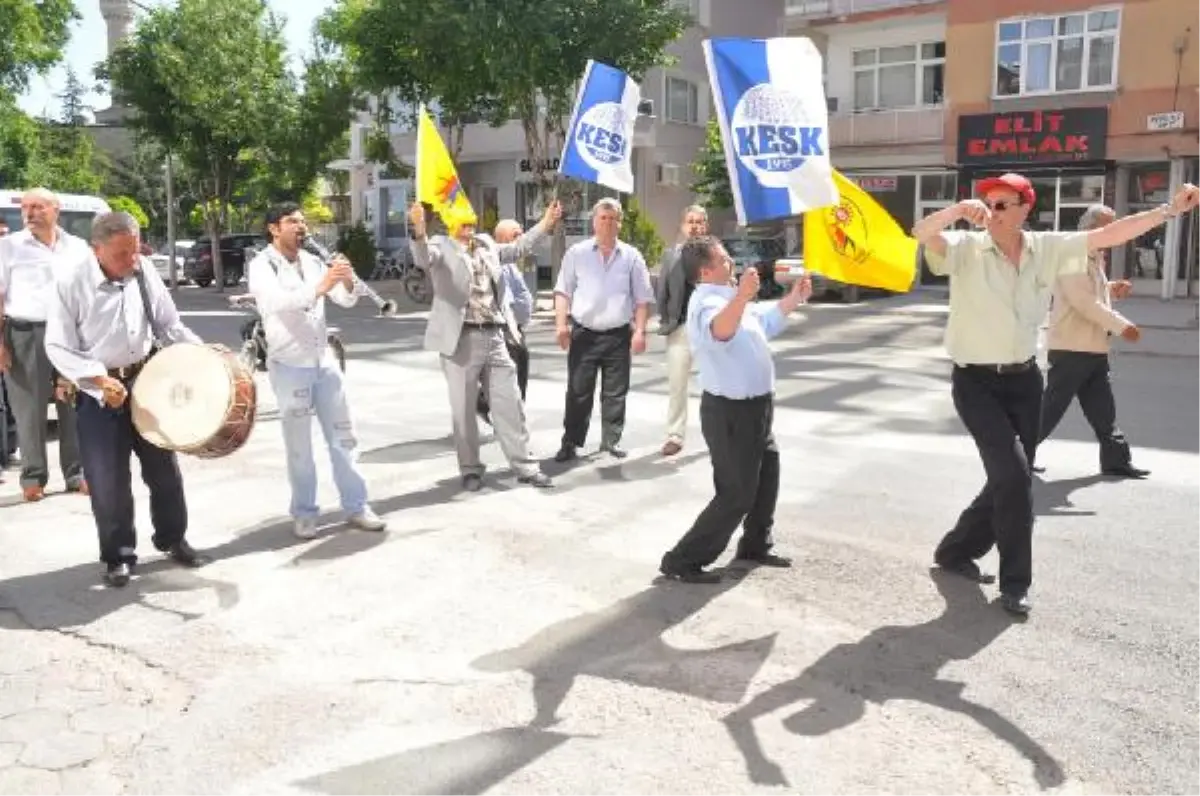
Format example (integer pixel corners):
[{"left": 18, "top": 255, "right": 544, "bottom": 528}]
[
  {"left": 559, "top": 60, "right": 640, "bottom": 193},
  {"left": 703, "top": 37, "right": 838, "bottom": 226}
]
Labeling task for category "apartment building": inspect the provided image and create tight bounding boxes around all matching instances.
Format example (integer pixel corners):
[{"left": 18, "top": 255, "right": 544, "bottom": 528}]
[
  {"left": 336, "top": 0, "right": 784, "bottom": 261},
  {"left": 947, "top": 0, "right": 1199, "bottom": 295}
]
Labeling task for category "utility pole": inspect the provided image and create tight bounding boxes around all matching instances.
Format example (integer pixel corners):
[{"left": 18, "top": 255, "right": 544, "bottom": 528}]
[{"left": 165, "top": 153, "right": 178, "bottom": 289}]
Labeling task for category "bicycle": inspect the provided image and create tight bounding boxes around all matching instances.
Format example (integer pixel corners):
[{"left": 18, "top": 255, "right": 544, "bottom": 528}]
[{"left": 228, "top": 295, "right": 347, "bottom": 374}]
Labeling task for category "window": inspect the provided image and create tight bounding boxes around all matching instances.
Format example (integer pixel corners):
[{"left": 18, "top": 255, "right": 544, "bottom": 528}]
[
  {"left": 669, "top": 0, "right": 700, "bottom": 18},
  {"left": 851, "top": 42, "right": 944, "bottom": 111},
  {"left": 665, "top": 76, "right": 700, "bottom": 124},
  {"left": 995, "top": 8, "right": 1120, "bottom": 96}
]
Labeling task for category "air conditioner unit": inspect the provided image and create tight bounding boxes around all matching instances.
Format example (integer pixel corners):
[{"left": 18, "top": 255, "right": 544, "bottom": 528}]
[
  {"left": 638, "top": 98, "right": 655, "bottom": 117},
  {"left": 657, "top": 163, "right": 681, "bottom": 187},
  {"left": 826, "top": 97, "right": 839, "bottom": 112}
]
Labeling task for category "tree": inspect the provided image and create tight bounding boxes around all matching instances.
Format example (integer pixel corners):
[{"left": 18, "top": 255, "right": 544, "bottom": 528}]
[
  {"left": 103, "top": 134, "right": 173, "bottom": 240},
  {"left": 691, "top": 117, "right": 734, "bottom": 211},
  {"left": 105, "top": 0, "right": 294, "bottom": 290},
  {"left": 108, "top": 195, "right": 149, "bottom": 228},
  {"left": 20, "top": 65, "right": 109, "bottom": 193},
  {"left": 620, "top": 197, "right": 664, "bottom": 269},
  {"left": 0, "top": 0, "right": 77, "bottom": 186},
  {"left": 322, "top": 0, "right": 690, "bottom": 280}
]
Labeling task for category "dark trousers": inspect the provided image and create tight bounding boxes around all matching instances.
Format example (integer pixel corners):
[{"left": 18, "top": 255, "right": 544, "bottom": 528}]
[
  {"left": 0, "top": 375, "right": 16, "bottom": 467},
  {"left": 478, "top": 333, "right": 529, "bottom": 415},
  {"left": 935, "top": 364, "right": 1043, "bottom": 597},
  {"left": 562, "top": 323, "right": 632, "bottom": 449},
  {"left": 664, "top": 393, "right": 779, "bottom": 569},
  {"left": 2, "top": 321, "right": 81, "bottom": 488},
  {"left": 76, "top": 392, "right": 188, "bottom": 565},
  {"left": 1036, "top": 350, "right": 1131, "bottom": 470}
]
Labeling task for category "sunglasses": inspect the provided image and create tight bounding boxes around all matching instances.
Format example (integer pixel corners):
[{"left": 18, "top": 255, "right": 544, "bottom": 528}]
[{"left": 985, "top": 200, "right": 1022, "bottom": 212}]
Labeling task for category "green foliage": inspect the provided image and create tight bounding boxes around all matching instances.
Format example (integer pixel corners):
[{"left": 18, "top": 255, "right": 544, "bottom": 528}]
[
  {"left": 103, "top": 136, "right": 171, "bottom": 240},
  {"left": 336, "top": 221, "right": 376, "bottom": 280},
  {"left": 107, "top": 195, "right": 149, "bottom": 228},
  {"left": 620, "top": 197, "right": 664, "bottom": 268},
  {"left": 0, "top": 0, "right": 77, "bottom": 97},
  {"left": 690, "top": 118, "right": 734, "bottom": 211},
  {"left": 301, "top": 186, "right": 334, "bottom": 225}
]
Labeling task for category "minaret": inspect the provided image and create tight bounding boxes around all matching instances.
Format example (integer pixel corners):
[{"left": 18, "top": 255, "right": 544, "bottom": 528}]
[
  {"left": 95, "top": 0, "right": 133, "bottom": 121},
  {"left": 98, "top": 0, "right": 133, "bottom": 60}
]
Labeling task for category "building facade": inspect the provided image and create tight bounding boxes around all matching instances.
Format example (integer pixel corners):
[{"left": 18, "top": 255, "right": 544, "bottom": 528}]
[
  {"left": 339, "top": 0, "right": 786, "bottom": 262},
  {"left": 946, "top": 0, "right": 1198, "bottom": 296}
]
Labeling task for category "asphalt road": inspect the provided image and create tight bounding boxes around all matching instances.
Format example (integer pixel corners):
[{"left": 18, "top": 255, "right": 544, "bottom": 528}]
[{"left": 0, "top": 287, "right": 1196, "bottom": 794}]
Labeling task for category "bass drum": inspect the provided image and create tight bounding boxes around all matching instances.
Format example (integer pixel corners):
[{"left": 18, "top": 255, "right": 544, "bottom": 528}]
[{"left": 130, "top": 343, "right": 257, "bottom": 458}]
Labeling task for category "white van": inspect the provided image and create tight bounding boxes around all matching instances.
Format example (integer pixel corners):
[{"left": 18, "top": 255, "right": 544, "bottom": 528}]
[{"left": 0, "top": 191, "right": 112, "bottom": 239}]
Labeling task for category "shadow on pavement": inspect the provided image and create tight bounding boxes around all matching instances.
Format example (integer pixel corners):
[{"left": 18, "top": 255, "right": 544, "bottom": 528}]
[
  {"left": 1033, "top": 473, "right": 1109, "bottom": 517},
  {"left": 472, "top": 567, "right": 776, "bottom": 728},
  {"left": 722, "top": 570, "right": 1064, "bottom": 790},
  {"left": 295, "top": 726, "right": 578, "bottom": 796}
]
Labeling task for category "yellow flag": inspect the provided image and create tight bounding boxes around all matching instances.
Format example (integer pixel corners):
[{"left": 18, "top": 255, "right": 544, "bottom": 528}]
[
  {"left": 416, "top": 105, "right": 476, "bottom": 228},
  {"left": 802, "top": 170, "right": 919, "bottom": 293}
]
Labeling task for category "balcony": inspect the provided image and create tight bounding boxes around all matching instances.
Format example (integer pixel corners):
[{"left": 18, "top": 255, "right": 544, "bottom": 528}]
[
  {"left": 785, "top": 0, "right": 943, "bottom": 20},
  {"left": 828, "top": 106, "right": 944, "bottom": 146}
]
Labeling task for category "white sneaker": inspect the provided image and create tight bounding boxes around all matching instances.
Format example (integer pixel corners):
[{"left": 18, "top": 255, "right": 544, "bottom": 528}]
[
  {"left": 293, "top": 517, "right": 318, "bottom": 540},
  {"left": 347, "top": 507, "right": 386, "bottom": 532}
]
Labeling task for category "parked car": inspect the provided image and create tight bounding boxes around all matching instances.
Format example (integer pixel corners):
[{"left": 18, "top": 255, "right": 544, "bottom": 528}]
[
  {"left": 722, "top": 236, "right": 786, "bottom": 299},
  {"left": 184, "top": 234, "right": 266, "bottom": 287},
  {"left": 149, "top": 240, "right": 195, "bottom": 284}
]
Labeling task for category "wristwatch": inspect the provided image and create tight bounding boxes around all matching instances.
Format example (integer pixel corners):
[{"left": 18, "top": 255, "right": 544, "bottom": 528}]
[{"left": 1158, "top": 203, "right": 1180, "bottom": 220}]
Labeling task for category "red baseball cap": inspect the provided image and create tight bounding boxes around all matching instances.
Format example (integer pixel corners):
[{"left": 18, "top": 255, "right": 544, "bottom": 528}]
[{"left": 976, "top": 173, "right": 1036, "bottom": 206}]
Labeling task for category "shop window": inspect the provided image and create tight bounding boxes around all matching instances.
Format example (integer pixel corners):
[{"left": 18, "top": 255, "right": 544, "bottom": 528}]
[
  {"left": 1058, "top": 175, "right": 1105, "bottom": 203},
  {"left": 919, "top": 173, "right": 957, "bottom": 202},
  {"left": 995, "top": 8, "right": 1120, "bottom": 97},
  {"left": 852, "top": 42, "right": 944, "bottom": 111}
]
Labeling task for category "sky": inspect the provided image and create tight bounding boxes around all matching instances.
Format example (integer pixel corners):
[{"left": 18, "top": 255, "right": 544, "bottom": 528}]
[{"left": 18, "top": 0, "right": 329, "bottom": 118}]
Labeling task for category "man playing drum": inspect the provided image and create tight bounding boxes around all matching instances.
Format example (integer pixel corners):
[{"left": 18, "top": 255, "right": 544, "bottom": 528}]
[
  {"left": 44, "top": 212, "right": 212, "bottom": 588},
  {"left": 247, "top": 203, "right": 386, "bottom": 539}
]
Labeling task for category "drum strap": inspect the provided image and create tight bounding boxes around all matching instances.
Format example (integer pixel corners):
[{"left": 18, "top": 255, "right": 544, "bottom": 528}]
[{"left": 134, "top": 267, "right": 166, "bottom": 351}]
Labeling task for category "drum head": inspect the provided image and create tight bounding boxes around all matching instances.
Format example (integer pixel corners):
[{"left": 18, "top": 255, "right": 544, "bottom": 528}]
[{"left": 131, "top": 344, "right": 234, "bottom": 451}]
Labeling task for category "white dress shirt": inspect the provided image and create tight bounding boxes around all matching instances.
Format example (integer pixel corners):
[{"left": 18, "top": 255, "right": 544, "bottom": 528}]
[
  {"left": 554, "top": 239, "right": 654, "bottom": 331},
  {"left": 45, "top": 255, "right": 202, "bottom": 401},
  {"left": 0, "top": 228, "right": 91, "bottom": 321},
  {"left": 246, "top": 245, "right": 357, "bottom": 368}
]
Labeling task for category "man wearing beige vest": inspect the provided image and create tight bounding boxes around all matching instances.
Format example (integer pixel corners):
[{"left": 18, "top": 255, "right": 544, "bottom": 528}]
[{"left": 1033, "top": 204, "right": 1147, "bottom": 479}]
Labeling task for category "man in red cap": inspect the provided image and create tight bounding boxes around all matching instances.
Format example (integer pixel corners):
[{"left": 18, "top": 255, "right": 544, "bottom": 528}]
[{"left": 912, "top": 172, "right": 1199, "bottom": 616}]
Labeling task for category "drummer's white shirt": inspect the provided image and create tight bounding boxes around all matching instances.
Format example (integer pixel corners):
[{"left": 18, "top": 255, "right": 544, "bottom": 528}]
[
  {"left": 246, "top": 246, "right": 358, "bottom": 368},
  {"left": 44, "top": 254, "right": 202, "bottom": 402}
]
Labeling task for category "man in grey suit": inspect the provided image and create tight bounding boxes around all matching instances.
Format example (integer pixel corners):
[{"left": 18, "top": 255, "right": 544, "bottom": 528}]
[
  {"left": 656, "top": 205, "right": 708, "bottom": 457},
  {"left": 409, "top": 200, "right": 562, "bottom": 491}
]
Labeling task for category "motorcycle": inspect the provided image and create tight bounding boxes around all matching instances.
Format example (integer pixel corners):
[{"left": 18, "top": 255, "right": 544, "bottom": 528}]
[{"left": 228, "top": 294, "right": 347, "bottom": 374}]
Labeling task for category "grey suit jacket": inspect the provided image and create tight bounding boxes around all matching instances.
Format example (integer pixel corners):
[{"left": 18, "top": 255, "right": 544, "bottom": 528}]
[
  {"left": 410, "top": 222, "right": 547, "bottom": 357},
  {"left": 656, "top": 243, "right": 688, "bottom": 336}
]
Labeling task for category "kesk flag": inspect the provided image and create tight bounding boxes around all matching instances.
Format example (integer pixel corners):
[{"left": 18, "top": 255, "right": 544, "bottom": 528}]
[
  {"left": 558, "top": 60, "right": 641, "bottom": 193},
  {"left": 416, "top": 104, "right": 476, "bottom": 227},
  {"left": 703, "top": 37, "right": 838, "bottom": 226},
  {"left": 802, "top": 169, "right": 920, "bottom": 293}
]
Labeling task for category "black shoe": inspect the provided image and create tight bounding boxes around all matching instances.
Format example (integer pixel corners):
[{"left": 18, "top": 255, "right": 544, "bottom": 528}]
[
  {"left": 1102, "top": 465, "right": 1150, "bottom": 479},
  {"left": 554, "top": 445, "right": 577, "bottom": 463},
  {"left": 104, "top": 562, "right": 132, "bottom": 588},
  {"left": 601, "top": 443, "right": 628, "bottom": 459},
  {"left": 659, "top": 563, "right": 722, "bottom": 584},
  {"left": 518, "top": 472, "right": 554, "bottom": 488},
  {"left": 935, "top": 558, "right": 997, "bottom": 585},
  {"left": 168, "top": 540, "right": 210, "bottom": 568},
  {"left": 1031, "top": 465, "right": 1046, "bottom": 474},
  {"left": 462, "top": 474, "right": 484, "bottom": 492},
  {"left": 736, "top": 552, "right": 793, "bottom": 568},
  {"left": 999, "top": 592, "right": 1032, "bottom": 616}
]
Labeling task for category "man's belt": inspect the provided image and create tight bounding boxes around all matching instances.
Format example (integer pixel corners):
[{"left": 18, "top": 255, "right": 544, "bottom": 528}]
[
  {"left": 463, "top": 321, "right": 502, "bottom": 330},
  {"left": 963, "top": 357, "right": 1036, "bottom": 375},
  {"left": 4, "top": 317, "right": 47, "bottom": 332},
  {"left": 107, "top": 359, "right": 150, "bottom": 380}
]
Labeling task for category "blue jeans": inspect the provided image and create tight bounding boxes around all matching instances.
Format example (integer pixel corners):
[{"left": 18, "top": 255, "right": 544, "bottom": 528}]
[{"left": 267, "top": 359, "right": 368, "bottom": 519}]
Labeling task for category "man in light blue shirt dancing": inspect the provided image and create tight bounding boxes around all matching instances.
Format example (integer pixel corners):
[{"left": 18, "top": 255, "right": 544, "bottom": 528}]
[{"left": 660, "top": 236, "right": 811, "bottom": 584}]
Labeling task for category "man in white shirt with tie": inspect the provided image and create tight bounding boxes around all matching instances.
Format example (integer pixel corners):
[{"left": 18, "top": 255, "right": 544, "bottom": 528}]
[
  {"left": 247, "top": 202, "right": 386, "bottom": 539},
  {"left": 0, "top": 188, "right": 88, "bottom": 501},
  {"left": 45, "top": 212, "right": 212, "bottom": 587}
]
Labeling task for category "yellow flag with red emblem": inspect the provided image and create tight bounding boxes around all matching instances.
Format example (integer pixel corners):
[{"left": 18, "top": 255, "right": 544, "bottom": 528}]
[
  {"left": 802, "top": 169, "right": 920, "bottom": 293},
  {"left": 416, "top": 105, "right": 476, "bottom": 228}
]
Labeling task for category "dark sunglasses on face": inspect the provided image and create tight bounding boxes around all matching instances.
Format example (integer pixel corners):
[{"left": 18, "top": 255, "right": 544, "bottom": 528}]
[{"left": 985, "top": 200, "right": 1022, "bottom": 212}]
